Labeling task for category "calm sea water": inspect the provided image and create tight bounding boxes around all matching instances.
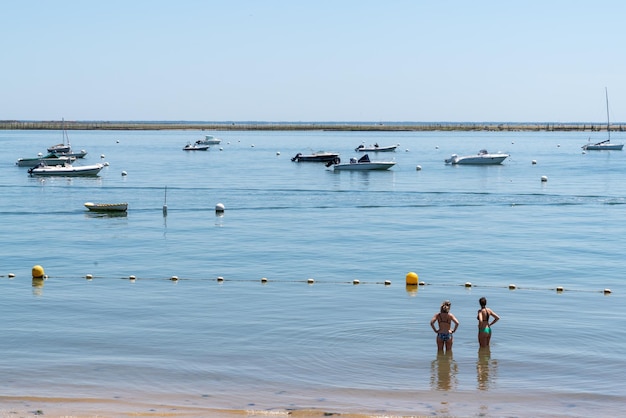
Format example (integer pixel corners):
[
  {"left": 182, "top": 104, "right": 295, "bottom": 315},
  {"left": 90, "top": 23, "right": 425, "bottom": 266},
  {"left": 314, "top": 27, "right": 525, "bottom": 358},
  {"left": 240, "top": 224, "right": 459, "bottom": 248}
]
[{"left": 1, "top": 128, "right": 625, "bottom": 417}]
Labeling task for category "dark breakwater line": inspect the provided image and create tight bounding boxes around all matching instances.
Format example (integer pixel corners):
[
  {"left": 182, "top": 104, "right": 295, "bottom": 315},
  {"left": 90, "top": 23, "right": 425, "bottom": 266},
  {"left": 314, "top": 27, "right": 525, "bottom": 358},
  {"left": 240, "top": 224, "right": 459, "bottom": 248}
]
[{"left": 1, "top": 120, "right": 625, "bottom": 132}]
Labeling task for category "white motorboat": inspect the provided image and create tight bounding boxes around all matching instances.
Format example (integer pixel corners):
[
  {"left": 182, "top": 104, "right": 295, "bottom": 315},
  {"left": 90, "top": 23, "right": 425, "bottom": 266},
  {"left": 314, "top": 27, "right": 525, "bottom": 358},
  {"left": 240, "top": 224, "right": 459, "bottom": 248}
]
[
  {"left": 326, "top": 154, "right": 395, "bottom": 171},
  {"left": 183, "top": 143, "right": 209, "bottom": 151},
  {"left": 581, "top": 88, "right": 623, "bottom": 151},
  {"left": 195, "top": 135, "right": 221, "bottom": 145},
  {"left": 84, "top": 202, "right": 128, "bottom": 212},
  {"left": 28, "top": 162, "right": 105, "bottom": 177},
  {"left": 445, "top": 149, "right": 509, "bottom": 165},
  {"left": 16, "top": 153, "right": 75, "bottom": 167},
  {"left": 355, "top": 143, "right": 399, "bottom": 152}
]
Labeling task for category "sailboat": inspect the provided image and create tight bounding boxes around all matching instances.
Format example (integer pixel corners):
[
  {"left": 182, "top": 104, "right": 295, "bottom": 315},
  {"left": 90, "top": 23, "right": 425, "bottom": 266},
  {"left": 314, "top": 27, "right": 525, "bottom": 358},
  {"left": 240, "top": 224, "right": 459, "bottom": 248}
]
[
  {"left": 46, "top": 119, "right": 88, "bottom": 158},
  {"left": 582, "top": 88, "right": 624, "bottom": 151}
]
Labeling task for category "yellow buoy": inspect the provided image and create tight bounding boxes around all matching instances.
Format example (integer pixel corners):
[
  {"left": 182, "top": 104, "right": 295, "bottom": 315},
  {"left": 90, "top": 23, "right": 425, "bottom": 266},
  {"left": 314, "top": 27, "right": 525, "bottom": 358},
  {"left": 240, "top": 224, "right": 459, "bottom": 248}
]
[
  {"left": 32, "top": 265, "right": 45, "bottom": 279},
  {"left": 405, "top": 272, "right": 418, "bottom": 286}
]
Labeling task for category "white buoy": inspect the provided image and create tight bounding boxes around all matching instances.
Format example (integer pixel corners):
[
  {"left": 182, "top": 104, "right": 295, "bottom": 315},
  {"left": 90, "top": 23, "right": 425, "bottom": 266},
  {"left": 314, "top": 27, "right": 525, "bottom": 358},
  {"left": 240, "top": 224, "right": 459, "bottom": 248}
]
[
  {"left": 307, "top": 278, "right": 315, "bottom": 284},
  {"left": 104, "top": 162, "right": 109, "bottom": 166},
  {"left": 170, "top": 276, "right": 178, "bottom": 281},
  {"left": 508, "top": 284, "right": 516, "bottom": 290},
  {"left": 215, "top": 203, "right": 225, "bottom": 213},
  {"left": 541, "top": 175, "right": 548, "bottom": 182},
  {"left": 85, "top": 274, "right": 93, "bottom": 280},
  {"left": 532, "top": 160, "right": 537, "bottom": 165},
  {"left": 556, "top": 286, "right": 564, "bottom": 292},
  {"left": 353, "top": 279, "right": 360, "bottom": 285},
  {"left": 100, "top": 154, "right": 105, "bottom": 159},
  {"left": 261, "top": 277, "right": 268, "bottom": 283},
  {"left": 603, "top": 288, "right": 612, "bottom": 294},
  {"left": 384, "top": 280, "right": 391, "bottom": 286},
  {"left": 129, "top": 275, "right": 136, "bottom": 280},
  {"left": 8, "top": 273, "right": 15, "bottom": 278},
  {"left": 116, "top": 140, "right": 120, "bottom": 143},
  {"left": 121, "top": 171, "right": 127, "bottom": 176},
  {"left": 217, "top": 276, "right": 224, "bottom": 282},
  {"left": 416, "top": 165, "right": 422, "bottom": 171},
  {"left": 465, "top": 282, "right": 472, "bottom": 287}
]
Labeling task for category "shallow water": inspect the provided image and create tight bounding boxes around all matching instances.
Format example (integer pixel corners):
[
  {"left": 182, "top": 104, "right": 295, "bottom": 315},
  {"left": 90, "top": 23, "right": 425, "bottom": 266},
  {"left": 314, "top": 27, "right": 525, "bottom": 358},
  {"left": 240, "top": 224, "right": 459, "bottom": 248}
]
[{"left": 1, "top": 128, "right": 625, "bottom": 417}]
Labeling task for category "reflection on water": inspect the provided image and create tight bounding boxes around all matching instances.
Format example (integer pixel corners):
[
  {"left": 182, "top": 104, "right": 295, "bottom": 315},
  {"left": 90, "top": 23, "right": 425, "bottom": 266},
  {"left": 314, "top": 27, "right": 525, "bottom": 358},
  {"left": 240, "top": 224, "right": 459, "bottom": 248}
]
[
  {"left": 476, "top": 347, "right": 498, "bottom": 390},
  {"left": 430, "top": 351, "right": 458, "bottom": 390}
]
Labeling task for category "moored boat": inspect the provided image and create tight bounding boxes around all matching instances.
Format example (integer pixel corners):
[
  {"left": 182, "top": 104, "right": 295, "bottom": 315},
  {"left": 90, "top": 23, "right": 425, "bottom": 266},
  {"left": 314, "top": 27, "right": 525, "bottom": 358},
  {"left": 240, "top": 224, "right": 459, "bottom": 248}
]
[
  {"left": 291, "top": 152, "right": 340, "bottom": 162},
  {"left": 326, "top": 154, "right": 396, "bottom": 171},
  {"left": 355, "top": 143, "right": 399, "bottom": 152},
  {"left": 183, "top": 143, "right": 209, "bottom": 151},
  {"left": 445, "top": 149, "right": 509, "bottom": 165},
  {"left": 195, "top": 135, "right": 221, "bottom": 145},
  {"left": 16, "top": 153, "right": 75, "bottom": 167},
  {"left": 28, "top": 162, "right": 105, "bottom": 177},
  {"left": 581, "top": 88, "right": 624, "bottom": 151},
  {"left": 84, "top": 202, "right": 128, "bottom": 212}
]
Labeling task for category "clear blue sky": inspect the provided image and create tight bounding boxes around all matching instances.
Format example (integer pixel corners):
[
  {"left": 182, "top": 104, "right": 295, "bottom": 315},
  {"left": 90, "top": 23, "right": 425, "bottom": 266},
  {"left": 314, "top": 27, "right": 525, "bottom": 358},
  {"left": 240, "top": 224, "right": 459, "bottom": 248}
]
[{"left": 3, "top": 1, "right": 626, "bottom": 122}]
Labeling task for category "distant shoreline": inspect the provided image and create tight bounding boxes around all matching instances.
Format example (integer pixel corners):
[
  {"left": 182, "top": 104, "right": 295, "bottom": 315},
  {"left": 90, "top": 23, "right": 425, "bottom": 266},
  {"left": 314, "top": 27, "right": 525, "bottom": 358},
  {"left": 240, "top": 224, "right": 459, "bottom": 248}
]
[{"left": 0, "top": 120, "right": 622, "bottom": 132}]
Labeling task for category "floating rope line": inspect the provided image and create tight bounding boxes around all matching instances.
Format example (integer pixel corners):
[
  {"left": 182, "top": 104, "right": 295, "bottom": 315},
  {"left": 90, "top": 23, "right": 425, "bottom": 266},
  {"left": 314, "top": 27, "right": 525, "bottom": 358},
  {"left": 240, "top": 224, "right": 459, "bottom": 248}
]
[{"left": 1, "top": 272, "right": 613, "bottom": 294}]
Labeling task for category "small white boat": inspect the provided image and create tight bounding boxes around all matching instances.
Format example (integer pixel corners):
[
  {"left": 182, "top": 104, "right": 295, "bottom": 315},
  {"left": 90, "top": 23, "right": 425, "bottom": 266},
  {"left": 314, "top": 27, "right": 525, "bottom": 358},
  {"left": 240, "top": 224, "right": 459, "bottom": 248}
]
[
  {"left": 195, "top": 135, "right": 222, "bottom": 145},
  {"left": 327, "top": 154, "right": 395, "bottom": 171},
  {"left": 291, "top": 152, "right": 340, "bottom": 162},
  {"left": 445, "top": 149, "right": 509, "bottom": 165},
  {"left": 84, "top": 202, "right": 128, "bottom": 212},
  {"left": 16, "top": 153, "right": 75, "bottom": 167},
  {"left": 581, "top": 88, "right": 624, "bottom": 151},
  {"left": 355, "top": 143, "right": 399, "bottom": 152},
  {"left": 28, "top": 162, "right": 105, "bottom": 177},
  {"left": 183, "top": 143, "right": 209, "bottom": 151}
]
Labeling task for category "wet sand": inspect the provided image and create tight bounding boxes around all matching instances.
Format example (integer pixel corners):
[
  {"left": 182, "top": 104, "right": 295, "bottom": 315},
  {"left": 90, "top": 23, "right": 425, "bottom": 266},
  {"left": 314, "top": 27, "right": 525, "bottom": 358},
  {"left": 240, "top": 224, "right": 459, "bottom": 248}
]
[{"left": 0, "top": 390, "right": 614, "bottom": 418}]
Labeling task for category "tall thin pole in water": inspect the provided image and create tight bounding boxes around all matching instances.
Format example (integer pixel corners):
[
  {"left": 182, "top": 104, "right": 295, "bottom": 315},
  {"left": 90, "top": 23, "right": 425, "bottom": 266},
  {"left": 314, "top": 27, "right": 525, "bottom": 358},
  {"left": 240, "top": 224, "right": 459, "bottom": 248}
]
[
  {"left": 163, "top": 186, "right": 168, "bottom": 217},
  {"left": 605, "top": 87, "right": 611, "bottom": 142}
]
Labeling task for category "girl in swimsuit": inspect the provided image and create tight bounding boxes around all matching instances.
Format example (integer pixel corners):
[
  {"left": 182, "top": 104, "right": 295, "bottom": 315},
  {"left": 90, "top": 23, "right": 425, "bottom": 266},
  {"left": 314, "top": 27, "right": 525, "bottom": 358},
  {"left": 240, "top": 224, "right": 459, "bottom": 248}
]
[
  {"left": 477, "top": 297, "right": 500, "bottom": 347},
  {"left": 430, "top": 300, "right": 459, "bottom": 352}
]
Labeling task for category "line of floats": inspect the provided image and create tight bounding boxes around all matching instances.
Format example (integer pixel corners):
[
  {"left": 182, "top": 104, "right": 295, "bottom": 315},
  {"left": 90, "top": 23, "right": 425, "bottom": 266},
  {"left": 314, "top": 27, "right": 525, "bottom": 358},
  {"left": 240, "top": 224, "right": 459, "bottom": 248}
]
[{"left": 0, "top": 267, "right": 610, "bottom": 295}]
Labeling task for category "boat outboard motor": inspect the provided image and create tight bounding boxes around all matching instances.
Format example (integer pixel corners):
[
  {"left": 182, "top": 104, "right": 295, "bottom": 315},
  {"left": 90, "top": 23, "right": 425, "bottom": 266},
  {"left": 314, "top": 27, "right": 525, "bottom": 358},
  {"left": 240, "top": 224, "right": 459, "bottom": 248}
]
[
  {"left": 326, "top": 157, "right": 341, "bottom": 167},
  {"left": 291, "top": 153, "right": 302, "bottom": 162}
]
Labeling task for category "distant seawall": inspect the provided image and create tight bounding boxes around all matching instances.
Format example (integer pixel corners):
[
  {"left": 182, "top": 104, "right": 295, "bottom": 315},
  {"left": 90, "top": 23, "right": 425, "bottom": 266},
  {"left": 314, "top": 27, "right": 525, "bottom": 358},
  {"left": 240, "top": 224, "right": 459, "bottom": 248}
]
[{"left": 0, "top": 120, "right": 622, "bottom": 132}]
